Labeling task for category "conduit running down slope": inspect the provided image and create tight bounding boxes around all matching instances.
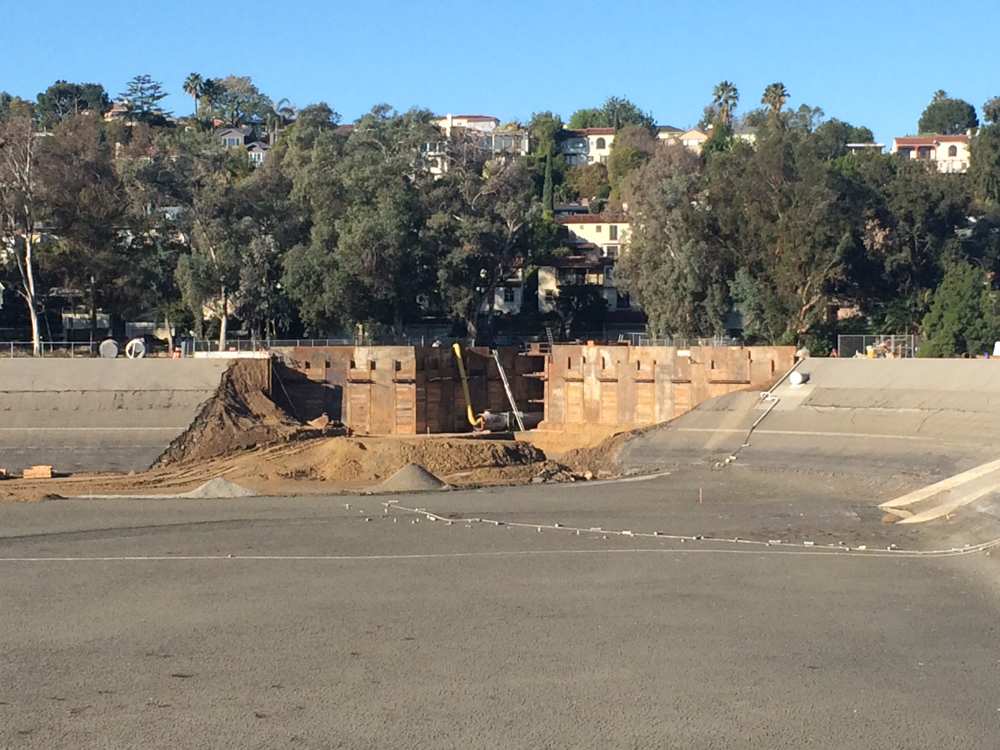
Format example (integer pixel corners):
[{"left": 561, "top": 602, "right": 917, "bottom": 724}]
[{"left": 614, "top": 358, "right": 1000, "bottom": 480}]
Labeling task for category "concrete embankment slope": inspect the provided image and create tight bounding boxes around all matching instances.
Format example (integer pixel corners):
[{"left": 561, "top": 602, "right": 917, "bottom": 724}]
[
  {"left": 619, "top": 358, "right": 1000, "bottom": 480},
  {"left": 0, "top": 359, "right": 232, "bottom": 473}
]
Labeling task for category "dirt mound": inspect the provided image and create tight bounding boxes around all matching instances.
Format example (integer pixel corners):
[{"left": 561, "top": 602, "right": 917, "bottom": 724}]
[
  {"left": 560, "top": 430, "right": 639, "bottom": 475},
  {"left": 0, "top": 435, "right": 549, "bottom": 502},
  {"left": 253, "top": 436, "right": 547, "bottom": 487},
  {"left": 178, "top": 477, "right": 262, "bottom": 498},
  {"left": 158, "top": 359, "right": 301, "bottom": 466},
  {"left": 369, "top": 463, "right": 448, "bottom": 493}
]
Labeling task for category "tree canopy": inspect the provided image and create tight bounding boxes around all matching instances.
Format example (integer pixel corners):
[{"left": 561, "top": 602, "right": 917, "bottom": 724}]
[
  {"left": 4, "top": 71, "right": 1000, "bottom": 356},
  {"left": 118, "top": 75, "right": 169, "bottom": 123},
  {"left": 568, "top": 96, "right": 655, "bottom": 133},
  {"left": 918, "top": 90, "right": 978, "bottom": 135},
  {"left": 36, "top": 81, "right": 110, "bottom": 126}
]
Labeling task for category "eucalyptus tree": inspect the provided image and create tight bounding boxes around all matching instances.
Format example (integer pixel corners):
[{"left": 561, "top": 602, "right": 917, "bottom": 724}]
[{"left": 0, "top": 114, "right": 46, "bottom": 353}]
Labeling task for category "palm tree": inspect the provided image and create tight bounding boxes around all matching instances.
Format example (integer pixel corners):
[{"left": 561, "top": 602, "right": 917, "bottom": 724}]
[
  {"left": 199, "top": 78, "right": 221, "bottom": 120},
  {"left": 275, "top": 98, "right": 297, "bottom": 125},
  {"left": 762, "top": 82, "right": 789, "bottom": 117},
  {"left": 711, "top": 81, "right": 739, "bottom": 127},
  {"left": 183, "top": 73, "right": 203, "bottom": 116}
]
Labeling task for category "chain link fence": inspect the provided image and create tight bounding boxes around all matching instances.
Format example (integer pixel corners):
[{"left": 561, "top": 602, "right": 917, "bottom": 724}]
[{"left": 836, "top": 335, "right": 919, "bottom": 359}]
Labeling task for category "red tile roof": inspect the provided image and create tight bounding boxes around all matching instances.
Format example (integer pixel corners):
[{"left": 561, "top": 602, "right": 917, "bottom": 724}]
[
  {"left": 583, "top": 127, "right": 615, "bottom": 135},
  {"left": 555, "top": 214, "right": 627, "bottom": 225},
  {"left": 894, "top": 134, "right": 969, "bottom": 145}
]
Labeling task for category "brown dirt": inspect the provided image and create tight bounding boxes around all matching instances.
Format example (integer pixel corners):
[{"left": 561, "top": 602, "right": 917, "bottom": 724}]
[
  {"left": 523, "top": 424, "right": 642, "bottom": 457},
  {"left": 158, "top": 359, "right": 304, "bottom": 465},
  {"left": 559, "top": 429, "right": 643, "bottom": 476},
  {"left": 0, "top": 435, "right": 548, "bottom": 501}
]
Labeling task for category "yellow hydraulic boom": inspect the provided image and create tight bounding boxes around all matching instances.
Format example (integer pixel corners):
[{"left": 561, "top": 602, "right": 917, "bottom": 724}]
[{"left": 452, "top": 343, "right": 479, "bottom": 428}]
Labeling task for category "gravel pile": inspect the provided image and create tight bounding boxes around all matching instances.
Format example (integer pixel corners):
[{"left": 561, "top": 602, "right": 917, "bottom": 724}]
[{"left": 368, "top": 463, "right": 450, "bottom": 494}]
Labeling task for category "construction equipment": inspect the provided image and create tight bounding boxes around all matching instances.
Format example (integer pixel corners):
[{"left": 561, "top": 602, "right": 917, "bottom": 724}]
[
  {"left": 452, "top": 343, "right": 480, "bottom": 428},
  {"left": 453, "top": 343, "right": 528, "bottom": 433},
  {"left": 492, "top": 349, "right": 525, "bottom": 432}
]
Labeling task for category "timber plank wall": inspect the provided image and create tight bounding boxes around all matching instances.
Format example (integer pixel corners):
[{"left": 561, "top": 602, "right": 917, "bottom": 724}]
[
  {"left": 540, "top": 344, "right": 797, "bottom": 429},
  {"left": 271, "top": 345, "right": 544, "bottom": 435}
]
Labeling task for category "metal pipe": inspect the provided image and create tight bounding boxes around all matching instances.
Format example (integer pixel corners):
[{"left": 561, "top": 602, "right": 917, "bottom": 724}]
[{"left": 452, "top": 343, "right": 479, "bottom": 428}]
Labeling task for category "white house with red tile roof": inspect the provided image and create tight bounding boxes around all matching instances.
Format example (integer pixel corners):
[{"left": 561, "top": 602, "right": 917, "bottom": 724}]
[{"left": 891, "top": 134, "right": 970, "bottom": 174}]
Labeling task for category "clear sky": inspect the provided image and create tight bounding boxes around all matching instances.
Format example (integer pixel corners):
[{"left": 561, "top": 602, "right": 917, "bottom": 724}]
[{"left": 2, "top": 0, "right": 997, "bottom": 144}]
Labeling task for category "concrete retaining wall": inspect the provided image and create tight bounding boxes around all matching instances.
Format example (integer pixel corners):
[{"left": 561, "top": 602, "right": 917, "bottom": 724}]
[
  {"left": 0, "top": 359, "right": 232, "bottom": 473},
  {"left": 619, "top": 358, "right": 1000, "bottom": 480}
]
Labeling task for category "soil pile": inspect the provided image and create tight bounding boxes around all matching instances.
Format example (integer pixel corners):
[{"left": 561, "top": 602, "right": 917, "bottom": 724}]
[
  {"left": 159, "top": 360, "right": 301, "bottom": 465},
  {"left": 0, "top": 435, "right": 549, "bottom": 502},
  {"left": 560, "top": 430, "right": 638, "bottom": 476},
  {"left": 257, "top": 436, "right": 546, "bottom": 486},
  {"left": 178, "top": 477, "right": 262, "bottom": 498},
  {"left": 368, "top": 463, "right": 448, "bottom": 493}
]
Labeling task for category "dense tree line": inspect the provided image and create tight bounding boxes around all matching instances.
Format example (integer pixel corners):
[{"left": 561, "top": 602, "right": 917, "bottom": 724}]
[
  {"left": 618, "top": 84, "right": 1000, "bottom": 355},
  {"left": 3, "top": 76, "right": 1000, "bottom": 356},
  {"left": 0, "top": 76, "right": 557, "bottom": 352}
]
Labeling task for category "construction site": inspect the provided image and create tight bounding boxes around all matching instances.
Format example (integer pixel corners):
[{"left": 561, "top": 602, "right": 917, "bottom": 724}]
[
  {"left": 0, "top": 343, "right": 799, "bottom": 499},
  {"left": 2, "top": 341, "right": 1000, "bottom": 514}
]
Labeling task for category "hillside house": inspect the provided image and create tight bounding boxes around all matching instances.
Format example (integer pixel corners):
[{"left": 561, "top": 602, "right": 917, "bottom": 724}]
[
  {"left": 216, "top": 126, "right": 269, "bottom": 165},
  {"left": 891, "top": 134, "right": 970, "bottom": 173},
  {"left": 537, "top": 214, "right": 638, "bottom": 315},
  {"left": 423, "top": 114, "right": 529, "bottom": 174}
]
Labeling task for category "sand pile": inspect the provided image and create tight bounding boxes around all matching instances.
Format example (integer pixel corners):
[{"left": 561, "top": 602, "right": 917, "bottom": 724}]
[
  {"left": 159, "top": 360, "right": 301, "bottom": 465},
  {"left": 177, "top": 477, "right": 262, "bottom": 498},
  {"left": 368, "top": 463, "right": 449, "bottom": 493},
  {"left": 0, "top": 435, "right": 550, "bottom": 502},
  {"left": 560, "top": 430, "right": 638, "bottom": 476},
  {"left": 251, "top": 436, "right": 546, "bottom": 486}
]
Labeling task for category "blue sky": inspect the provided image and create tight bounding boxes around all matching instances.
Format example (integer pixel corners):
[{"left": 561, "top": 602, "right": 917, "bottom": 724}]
[{"left": 2, "top": 0, "right": 998, "bottom": 145}]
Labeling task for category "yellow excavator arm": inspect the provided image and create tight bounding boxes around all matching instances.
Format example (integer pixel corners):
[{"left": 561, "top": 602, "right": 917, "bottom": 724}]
[{"left": 452, "top": 343, "right": 479, "bottom": 428}]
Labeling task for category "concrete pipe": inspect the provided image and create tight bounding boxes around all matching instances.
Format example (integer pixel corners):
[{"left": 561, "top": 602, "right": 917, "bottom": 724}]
[{"left": 789, "top": 371, "right": 809, "bottom": 386}]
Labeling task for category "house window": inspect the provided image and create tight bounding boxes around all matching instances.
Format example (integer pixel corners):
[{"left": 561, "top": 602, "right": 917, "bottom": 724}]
[
  {"left": 917, "top": 146, "right": 932, "bottom": 159},
  {"left": 948, "top": 145, "right": 958, "bottom": 157},
  {"left": 545, "top": 290, "right": 556, "bottom": 304},
  {"left": 503, "top": 287, "right": 515, "bottom": 303},
  {"left": 606, "top": 245, "right": 618, "bottom": 258},
  {"left": 596, "top": 137, "right": 606, "bottom": 149},
  {"left": 609, "top": 225, "right": 618, "bottom": 240},
  {"left": 595, "top": 225, "right": 602, "bottom": 233}
]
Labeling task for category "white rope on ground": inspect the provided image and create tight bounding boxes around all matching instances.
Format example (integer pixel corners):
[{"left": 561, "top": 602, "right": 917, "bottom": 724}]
[
  {"left": 0, "top": 545, "right": 996, "bottom": 562},
  {"left": 388, "top": 504, "right": 1000, "bottom": 559}
]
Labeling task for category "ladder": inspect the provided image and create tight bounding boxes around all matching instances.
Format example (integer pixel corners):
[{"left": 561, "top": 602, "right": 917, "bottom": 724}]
[{"left": 492, "top": 349, "right": 525, "bottom": 432}]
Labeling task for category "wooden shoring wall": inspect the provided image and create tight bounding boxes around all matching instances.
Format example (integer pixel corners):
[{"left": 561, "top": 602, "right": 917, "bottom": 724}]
[
  {"left": 277, "top": 345, "right": 544, "bottom": 435},
  {"left": 541, "top": 344, "right": 796, "bottom": 429}
]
